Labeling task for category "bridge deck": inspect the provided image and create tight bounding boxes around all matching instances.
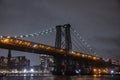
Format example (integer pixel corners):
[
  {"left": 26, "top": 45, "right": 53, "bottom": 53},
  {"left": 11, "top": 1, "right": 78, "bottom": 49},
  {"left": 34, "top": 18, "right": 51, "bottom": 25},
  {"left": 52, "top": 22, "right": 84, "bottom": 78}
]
[{"left": 0, "top": 37, "right": 100, "bottom": 61}]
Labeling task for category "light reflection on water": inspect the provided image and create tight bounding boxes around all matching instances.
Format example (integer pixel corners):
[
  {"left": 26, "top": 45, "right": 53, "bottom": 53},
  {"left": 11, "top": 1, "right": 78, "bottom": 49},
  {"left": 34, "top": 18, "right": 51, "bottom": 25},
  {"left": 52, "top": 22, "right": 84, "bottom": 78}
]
[{"left": 0, "top": 75, "right": 120, "bottom": 80}]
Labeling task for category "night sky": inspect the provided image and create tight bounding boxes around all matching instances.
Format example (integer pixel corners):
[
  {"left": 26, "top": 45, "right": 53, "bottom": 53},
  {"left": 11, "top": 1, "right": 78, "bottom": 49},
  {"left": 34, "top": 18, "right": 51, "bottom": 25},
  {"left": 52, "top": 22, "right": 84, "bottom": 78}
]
[{"left": 0, "top": 0, "right": 120, "bottom": 65}]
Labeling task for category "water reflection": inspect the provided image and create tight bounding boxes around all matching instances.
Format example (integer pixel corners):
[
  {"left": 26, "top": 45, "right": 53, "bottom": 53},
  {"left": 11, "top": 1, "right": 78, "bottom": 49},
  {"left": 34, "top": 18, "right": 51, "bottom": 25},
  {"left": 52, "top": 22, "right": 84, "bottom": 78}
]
[
  {"left": 54, "top": 76, "right": 73, "bottom": 80},
  {"left": 0, "top": 75, "right": 120, "bottom": 80}
]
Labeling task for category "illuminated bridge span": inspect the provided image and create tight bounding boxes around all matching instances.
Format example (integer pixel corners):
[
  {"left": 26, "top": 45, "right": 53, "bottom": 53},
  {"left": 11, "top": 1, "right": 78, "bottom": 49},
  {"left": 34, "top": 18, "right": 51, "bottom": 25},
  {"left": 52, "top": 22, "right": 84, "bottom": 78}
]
[
  {"left": 0, "top": 24, "right": 118, "bottom": 75},
  {"left": 0, "top": 37, "right": 100, "bottom": 60}
]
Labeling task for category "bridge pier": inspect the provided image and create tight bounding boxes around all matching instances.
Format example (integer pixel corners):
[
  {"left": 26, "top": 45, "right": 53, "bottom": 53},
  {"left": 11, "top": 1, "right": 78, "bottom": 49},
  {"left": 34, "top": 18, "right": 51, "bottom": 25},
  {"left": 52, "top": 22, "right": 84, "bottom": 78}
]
[
  {"left": 53, "top": 56, "right": 66, "bottom": 75},
  {"left": 53, "top": 57, "right": 77, "bottom": 75}
]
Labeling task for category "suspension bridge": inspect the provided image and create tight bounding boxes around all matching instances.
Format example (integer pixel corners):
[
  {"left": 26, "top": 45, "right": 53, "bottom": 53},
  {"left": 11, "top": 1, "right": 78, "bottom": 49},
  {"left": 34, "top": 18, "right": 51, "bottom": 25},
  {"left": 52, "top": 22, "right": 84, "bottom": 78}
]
[{"left": 0, "top": 24, "right": 119, "bottom": 75}]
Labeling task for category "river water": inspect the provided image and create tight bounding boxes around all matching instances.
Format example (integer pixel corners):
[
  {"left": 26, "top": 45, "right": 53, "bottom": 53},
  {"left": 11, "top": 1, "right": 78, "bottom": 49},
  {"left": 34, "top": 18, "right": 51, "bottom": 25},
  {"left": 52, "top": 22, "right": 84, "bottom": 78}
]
[{"left": 0, "top": 75, "right": 120, "bottom": 80}]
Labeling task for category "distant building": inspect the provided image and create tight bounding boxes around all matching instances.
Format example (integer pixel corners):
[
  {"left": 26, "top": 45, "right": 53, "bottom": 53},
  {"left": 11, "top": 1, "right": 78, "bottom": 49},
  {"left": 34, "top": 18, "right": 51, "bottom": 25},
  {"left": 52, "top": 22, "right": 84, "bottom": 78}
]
[
  {"left": 0, "top": 52, "right": 30, "bottom": 71},
  {"left": 110, "top": 59, "right": 120, "bottom": 66},
  {"left": 39, "top": 54, "right": 54, "bottom": 72}
]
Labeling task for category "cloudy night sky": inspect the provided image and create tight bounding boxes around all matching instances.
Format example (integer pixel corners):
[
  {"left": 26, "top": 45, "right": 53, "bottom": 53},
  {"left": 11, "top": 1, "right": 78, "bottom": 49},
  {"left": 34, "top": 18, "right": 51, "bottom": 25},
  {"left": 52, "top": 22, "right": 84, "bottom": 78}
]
[{"left": 0, "top": 0, "right": 120, "bottom": 65}]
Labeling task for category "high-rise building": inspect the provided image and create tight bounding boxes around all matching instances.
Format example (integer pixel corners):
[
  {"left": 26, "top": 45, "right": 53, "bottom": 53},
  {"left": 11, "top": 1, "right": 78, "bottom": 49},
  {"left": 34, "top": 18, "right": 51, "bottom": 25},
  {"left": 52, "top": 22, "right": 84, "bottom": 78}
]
[{"left": 39, "top": 54, "right": 54, "bottom": 72}]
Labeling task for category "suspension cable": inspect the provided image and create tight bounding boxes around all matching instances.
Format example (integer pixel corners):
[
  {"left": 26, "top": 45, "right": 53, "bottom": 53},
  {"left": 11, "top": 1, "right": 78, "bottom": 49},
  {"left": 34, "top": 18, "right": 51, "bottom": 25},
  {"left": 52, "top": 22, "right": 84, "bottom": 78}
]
[
  {"left": 0, "top": 27, "right": 56, "bottom": 39},
  {"left": 71, "top": 27, "right": 97, "bottom": 56}
]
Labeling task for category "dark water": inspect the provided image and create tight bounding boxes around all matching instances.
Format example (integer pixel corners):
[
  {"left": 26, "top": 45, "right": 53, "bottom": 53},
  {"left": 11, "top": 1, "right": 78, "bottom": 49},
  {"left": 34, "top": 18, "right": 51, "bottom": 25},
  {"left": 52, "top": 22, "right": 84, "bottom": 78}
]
[{"left": 0, "top": 75, "right": 120, "bottom": 80}]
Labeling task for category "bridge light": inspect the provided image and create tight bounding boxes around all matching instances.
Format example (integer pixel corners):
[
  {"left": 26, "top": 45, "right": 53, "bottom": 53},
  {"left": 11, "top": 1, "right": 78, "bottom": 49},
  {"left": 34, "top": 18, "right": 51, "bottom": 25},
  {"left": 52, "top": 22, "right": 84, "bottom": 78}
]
[
  {"left": 3, "top": 38, "right": 9, "bottom": 43},
  {"left": 30, "top": 68, "right": 34, "bottom": 72},
  {"left": 88, "top": 55, "right": 92, "bottom": 59},
  {"left": 7, "top": 36, "right": 11, "bottom": 38},
  {"left": 30, "top": 34, "right": 34, "bottom": 37},
  {"left": 34, "top": 33, "right": 39, "bottom": 36},
  {"left": 82, "top": 54, "right": 85, "bottom": 57},
  {"left": 15, "top": 40, "right": 19, "bottom": 43},
  {"left": 93, "top": 69, "right": 97, "bottom": 72},
  {"left": 110, "top": 70, "right": 114, "bottom": 74},
  {"left": 76, "top": 53, "right": 80, "bottom": 56},
  {"left": 59, "top": 49, "right": 64, "bottom": 52},
  {"left": 26, "top": 42, "right": 31, "bottom": 46},
  {"left": 84, "top": 54, "right": 86, "bottom": 57},
  {"left": 25, "top": 35, "right": 29, "bottom": 37},
  {"left": 23, "top": 69, "right": 27, "bottom": 73},
  {"left": 14, "top": 36, "right": 17, "bottom": 38},
  {"left": 39, "top": 45, "right": 45, "bottom": 48},
  {"left": 0, "top": 36, "right": 3, "bottom": 38},
  {"left": 20, "top": 35, "right": 23, "bottom": 38},
  {"left": 33, "top": 44, "right": 38, "bottom": 48},
  {"left": 93, "top": 57, "right": 97, "bottom": 60},
  {"left": 96, "top": 57, "right": 100, "bottom": 60},
  {"left": 46, "top": 47, "right": 51, "bottom": 50},
  {"left": 41, "top": 32, "right": 44, "bottom": 35},
  {"left": 19, "top": 41, "right": 23, "bottom": 44}
]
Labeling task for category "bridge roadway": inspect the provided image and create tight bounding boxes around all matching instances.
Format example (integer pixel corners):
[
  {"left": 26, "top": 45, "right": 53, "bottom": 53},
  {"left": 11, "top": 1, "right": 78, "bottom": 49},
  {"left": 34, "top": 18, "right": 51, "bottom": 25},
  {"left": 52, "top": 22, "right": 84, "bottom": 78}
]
[{"left": 0, "top": 37, "right": 100, "bottom": 61}]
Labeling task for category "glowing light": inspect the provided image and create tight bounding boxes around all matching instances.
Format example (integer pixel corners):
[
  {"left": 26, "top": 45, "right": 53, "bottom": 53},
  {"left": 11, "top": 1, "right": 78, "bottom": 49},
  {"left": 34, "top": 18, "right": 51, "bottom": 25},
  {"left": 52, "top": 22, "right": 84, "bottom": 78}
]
[
  {"left": 75, "top": 69, "right": 81, "bottom": 74},
  {"left": 7, "top": 36, "right": 11, "bottom": 38},
  {"left": 34, "top": 33, "right": 39, "bottom": 36},
  {"left": 76, "top": 53, "right": 80, "bottom": 56},
  {"left": 30, "top": 34, "right": 34, "bottom": 37},
  {"left": 3, "top": 38, "right": 9, "bottom": 43},
  {"left": 46, "top": 47, "right": 51, "bottom": 50},
  {"left": 111, "top": 70, "right": 114, "bottom": 74},
  {"left": 23, "top": 69, "right": 27, "bottom": 73},
  {"left": 41, "top": 32, "right": 44, "bottom": 35},
  {"left": 33, "top": 44, "right": 38, "bottom": 48},
  {"left": 30, "top": 69, "right": 34, "bottom": 72},
  {"left": 93, "top": 69, "right": 97, "bottom": 72},
  {"left": 59, "top": 49, "right": 64, "bottom": 52},
  {"left": 0, "top": 36, "right": 3, "bottom": 38},
  {"left": 82, "top": 54, "right": 85, "bottom": 57},
  {"left": 45, "top": 31, "right": 48, "bottom": 34},
  {"left": 93, "top": 57, "right": 97, "bottom": 60},
  {"left": 14, "top": 36, "right": 17, "bottom": 38},
  {"left": 25, "top": 35, "right": 29, "bottom": 37}
]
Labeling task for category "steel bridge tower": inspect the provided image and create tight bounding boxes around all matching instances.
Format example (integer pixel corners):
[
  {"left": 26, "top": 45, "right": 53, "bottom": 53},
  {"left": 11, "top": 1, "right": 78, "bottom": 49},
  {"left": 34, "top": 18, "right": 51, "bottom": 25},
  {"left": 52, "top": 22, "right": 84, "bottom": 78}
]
[
  {"left": 55, "top": 24, "right": 72, "bottom": 54},
  {"left": 54, "top": 24, "right": 75, "bottom": 75}
]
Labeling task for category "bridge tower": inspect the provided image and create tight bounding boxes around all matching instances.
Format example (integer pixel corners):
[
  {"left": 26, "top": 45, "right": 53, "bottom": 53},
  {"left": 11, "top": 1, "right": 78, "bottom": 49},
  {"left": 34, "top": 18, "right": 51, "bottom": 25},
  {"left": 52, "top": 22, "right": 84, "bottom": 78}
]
[
  {"left": 54, "top": 24, "right": 75, "bottom": 75},
  {"left": 64, "top": 24, "right": 72, "bottom": 55},
  {"left": 8, "top": 49, "right": 12, "bottom": 70},
  {"left": 55, "top": 24, "right": 72, "bottom": 53},
  {"left": 55, "top": 25, "right": 62, "bottom": 48}
]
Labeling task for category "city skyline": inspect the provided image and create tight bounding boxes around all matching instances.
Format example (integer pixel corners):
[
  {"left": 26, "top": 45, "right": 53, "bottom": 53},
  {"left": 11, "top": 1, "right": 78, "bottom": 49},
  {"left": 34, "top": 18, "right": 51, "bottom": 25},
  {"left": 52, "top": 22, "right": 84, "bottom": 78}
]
[{"left": 0, "top": 0, "right": 120, "bottom": 65}]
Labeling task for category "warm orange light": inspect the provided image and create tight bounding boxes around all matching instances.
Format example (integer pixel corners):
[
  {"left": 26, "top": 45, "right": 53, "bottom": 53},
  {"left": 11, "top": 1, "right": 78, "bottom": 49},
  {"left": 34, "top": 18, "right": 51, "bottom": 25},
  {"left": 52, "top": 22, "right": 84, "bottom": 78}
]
[
  {"left": 3, "top": 38, "right": 9, "bottom": 43},
  {"left": 82, "top": 54, "right": 85, "bottom": 57},
  {"left": 93, "top": 69, "right": 97, "bottom": 72}
]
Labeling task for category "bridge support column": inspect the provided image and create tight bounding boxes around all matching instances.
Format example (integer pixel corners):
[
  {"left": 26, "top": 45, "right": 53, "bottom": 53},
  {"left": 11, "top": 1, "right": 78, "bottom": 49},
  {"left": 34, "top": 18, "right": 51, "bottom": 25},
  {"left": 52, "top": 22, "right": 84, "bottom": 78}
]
[
  {"left": 55, "top": 25, "right": 62, "bottom": 48},
  {"left": 53, "top": 57, "right": 66, "bottom": 75},
  {"left": 8, "top": 49, "right": 12, "bottom": 70},
  {"left": 63, "top": 24, "right": 76, "bottom": 75}
]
